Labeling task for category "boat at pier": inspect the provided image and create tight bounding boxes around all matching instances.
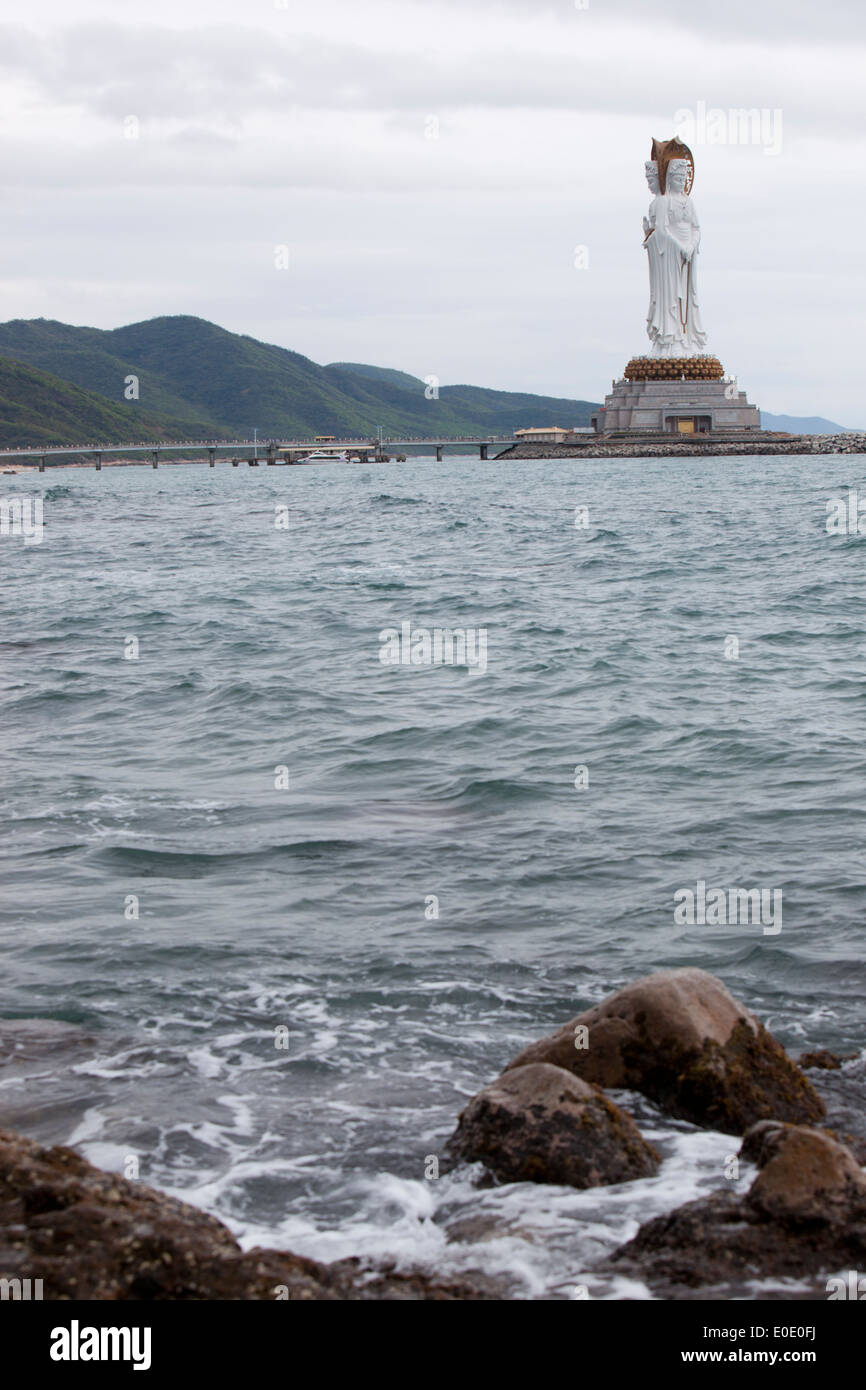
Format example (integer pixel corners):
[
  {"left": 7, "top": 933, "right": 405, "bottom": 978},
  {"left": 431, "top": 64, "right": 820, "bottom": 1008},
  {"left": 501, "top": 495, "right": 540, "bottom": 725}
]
[{"left": 293, "top": 450, "right": 348, "bottom": 464}]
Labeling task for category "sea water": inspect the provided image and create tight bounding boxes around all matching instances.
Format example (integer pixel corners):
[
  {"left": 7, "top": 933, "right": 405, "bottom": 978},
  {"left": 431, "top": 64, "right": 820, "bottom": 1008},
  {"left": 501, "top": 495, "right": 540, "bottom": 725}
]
[{"left": 1, "top": 453, "right": 863, "bottom": 1297}]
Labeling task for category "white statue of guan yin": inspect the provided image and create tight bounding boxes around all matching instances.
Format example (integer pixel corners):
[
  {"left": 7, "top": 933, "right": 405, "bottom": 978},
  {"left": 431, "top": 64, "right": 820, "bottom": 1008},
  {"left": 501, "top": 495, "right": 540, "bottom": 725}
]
[{"left": 643, "top": 156, "right": 708, "bottom": 358}]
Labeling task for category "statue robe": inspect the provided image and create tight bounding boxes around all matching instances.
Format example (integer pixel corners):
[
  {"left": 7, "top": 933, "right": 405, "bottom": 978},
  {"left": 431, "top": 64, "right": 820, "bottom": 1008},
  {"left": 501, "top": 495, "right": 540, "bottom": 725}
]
[{"left": 645, "top": 192, "right": 707, "bottom": 357}]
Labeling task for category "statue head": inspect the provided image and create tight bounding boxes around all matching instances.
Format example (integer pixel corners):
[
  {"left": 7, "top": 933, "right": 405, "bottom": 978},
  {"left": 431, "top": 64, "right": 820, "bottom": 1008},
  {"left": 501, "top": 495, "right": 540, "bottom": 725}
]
[
  {"left": 650, "top": 137, "right": 694, "bottom": 194},
  {"left": 666, "top": 159, "right": 689, "bottom": 194},
  {"left": 644, "top": 161, "right": 659, "bottom": 194}
]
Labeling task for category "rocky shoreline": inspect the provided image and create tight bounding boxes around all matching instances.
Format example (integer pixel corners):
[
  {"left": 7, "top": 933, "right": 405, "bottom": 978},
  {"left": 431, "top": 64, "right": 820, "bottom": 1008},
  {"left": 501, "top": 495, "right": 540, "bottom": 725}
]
[
  {"left": 1, "top": 968, "right": 862, "bottom": 1300},
  {"left": 498, "top": 432, "right": 866, "bottom": 460},
  {"left": 603, "top": 1122, "right": 866, "bottom": 1299},
  {"left": 0, "top": 1128, "right": 502, "bottom": 1300}
]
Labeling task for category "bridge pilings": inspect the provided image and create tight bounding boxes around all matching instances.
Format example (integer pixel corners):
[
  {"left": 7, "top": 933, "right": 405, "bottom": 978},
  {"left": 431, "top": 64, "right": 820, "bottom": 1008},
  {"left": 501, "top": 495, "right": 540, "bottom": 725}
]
[{"left": 4, "top": 437, "right": 514, "bottom": 473}]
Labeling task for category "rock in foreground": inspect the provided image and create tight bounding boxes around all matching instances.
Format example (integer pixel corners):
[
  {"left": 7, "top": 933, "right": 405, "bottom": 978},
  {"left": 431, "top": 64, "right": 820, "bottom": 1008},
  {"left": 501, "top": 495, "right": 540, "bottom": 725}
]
[
  {"left": 742, "top": 1120, "right": 866, "bottom": 1222},
  {"left": 603, "top": 1123, "right": 866, "bottom": 1296},
  {"left": 0, "top": 1128, "right": 498, "bottom": 1300},
  {"left": 444, "top": 1062, "right": 659, "bottom": 1188},
  {"left": 505, "top": 969, "right": 824, "bottom": 1135}
]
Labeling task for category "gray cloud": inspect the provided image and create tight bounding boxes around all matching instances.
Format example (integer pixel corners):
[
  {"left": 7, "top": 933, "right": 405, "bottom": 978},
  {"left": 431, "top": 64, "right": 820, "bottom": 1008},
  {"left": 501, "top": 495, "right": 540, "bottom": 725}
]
[
  {"left": 398, "top": 0, "right": 866, "bottom": 42},
  {"left": 1, "top": 20, "right": 863, "bottom": 129}
]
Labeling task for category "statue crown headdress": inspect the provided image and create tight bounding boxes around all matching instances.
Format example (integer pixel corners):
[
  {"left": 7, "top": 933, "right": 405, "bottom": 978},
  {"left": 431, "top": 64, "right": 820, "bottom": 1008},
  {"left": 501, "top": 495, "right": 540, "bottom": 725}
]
[{"left": 651, "top": 137, "right": 694, "bottom": 194}]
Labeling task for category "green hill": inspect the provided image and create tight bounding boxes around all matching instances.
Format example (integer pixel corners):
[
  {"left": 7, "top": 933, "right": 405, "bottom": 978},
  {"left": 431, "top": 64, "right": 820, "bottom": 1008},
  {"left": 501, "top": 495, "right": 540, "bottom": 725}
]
[
  {"left": 0, "top": 318, "right": 218, "bottom": 429},
  {"left": 0, "top": 355, "right": 223, "bottom": 448},
  {"left": 0, "top": 315, "right": 599, "bottom": 445},
  {"left": 327, "top": 362, "right": 426, "bottom": 392}
]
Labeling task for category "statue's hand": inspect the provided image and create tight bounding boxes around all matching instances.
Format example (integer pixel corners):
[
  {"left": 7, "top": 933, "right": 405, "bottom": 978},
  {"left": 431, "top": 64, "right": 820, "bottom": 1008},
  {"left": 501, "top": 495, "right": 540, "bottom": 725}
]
[{"left": 642, "top": 217, "right": 650, "bottom": 235}]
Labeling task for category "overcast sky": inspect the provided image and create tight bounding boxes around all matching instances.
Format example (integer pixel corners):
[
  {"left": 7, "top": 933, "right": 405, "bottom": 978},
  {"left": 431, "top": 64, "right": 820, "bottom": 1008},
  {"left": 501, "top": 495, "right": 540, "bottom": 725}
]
[{"left": 1, "top": 0, "right": 864, "bottom": 421}]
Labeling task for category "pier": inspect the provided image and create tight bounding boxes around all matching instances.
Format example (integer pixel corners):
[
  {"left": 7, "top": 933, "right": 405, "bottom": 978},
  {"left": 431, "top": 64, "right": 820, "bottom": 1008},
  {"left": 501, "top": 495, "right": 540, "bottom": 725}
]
[{"left": 0, "top": 437, "right": 516, "bottom": 471}]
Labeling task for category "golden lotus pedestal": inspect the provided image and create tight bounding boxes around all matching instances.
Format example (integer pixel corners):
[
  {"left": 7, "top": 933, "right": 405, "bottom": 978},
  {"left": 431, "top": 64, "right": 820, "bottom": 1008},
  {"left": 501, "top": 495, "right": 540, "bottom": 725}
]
[{"left": 623, "top": 356, "right": 725, "bottom": 382}]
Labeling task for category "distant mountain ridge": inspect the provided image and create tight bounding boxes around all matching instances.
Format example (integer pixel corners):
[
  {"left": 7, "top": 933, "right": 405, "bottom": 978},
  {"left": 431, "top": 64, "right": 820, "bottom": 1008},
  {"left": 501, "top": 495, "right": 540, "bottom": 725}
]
[
  {"left": 760, "top": 412, "right": 856, "bottom": 434},
  {"left": 0, "top": 315, "right": 852, "bottom": 449},
  {"left": 0, "top": 316, "right": 598, "bottom": 447}
]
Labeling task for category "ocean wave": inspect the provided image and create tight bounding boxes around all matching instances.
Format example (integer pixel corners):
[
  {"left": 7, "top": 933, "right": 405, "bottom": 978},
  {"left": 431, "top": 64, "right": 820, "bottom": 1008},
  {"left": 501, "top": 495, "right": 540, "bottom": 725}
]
[{"left": 3, "top": 452, "right": 863, "bottom": 1298}]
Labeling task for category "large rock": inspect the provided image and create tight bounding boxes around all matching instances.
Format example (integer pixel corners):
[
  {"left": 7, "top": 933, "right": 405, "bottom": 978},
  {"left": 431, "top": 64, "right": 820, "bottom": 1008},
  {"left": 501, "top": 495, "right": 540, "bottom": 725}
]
[
  {"left": 444, "top": 1062, "right": 659, "bottom": 1188},
  {"left": 0, "top": 1127, "right": 499, "bottom": 1300},
  {"left": 742, "top": 1121, "right": 866, "bottom": 1221},
  {"left": 602, "top": 1123, "right": 866, "bottom": 1296},
  {"left": 504, "top": 969, "right": 824, "bottom": 1135}
]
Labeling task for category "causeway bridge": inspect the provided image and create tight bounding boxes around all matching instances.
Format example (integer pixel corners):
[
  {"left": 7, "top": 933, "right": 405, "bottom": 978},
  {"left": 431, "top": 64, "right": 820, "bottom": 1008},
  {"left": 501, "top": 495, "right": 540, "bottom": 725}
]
[{"left": 0, "top": 437, "right": 516, "bottom": 470}]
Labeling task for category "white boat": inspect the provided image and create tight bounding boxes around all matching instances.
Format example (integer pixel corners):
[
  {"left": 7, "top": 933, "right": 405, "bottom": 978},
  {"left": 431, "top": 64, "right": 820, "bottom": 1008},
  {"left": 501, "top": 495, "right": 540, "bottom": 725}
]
[{"left": 294, "top": 450, "right": 348, "bottom": 464}]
